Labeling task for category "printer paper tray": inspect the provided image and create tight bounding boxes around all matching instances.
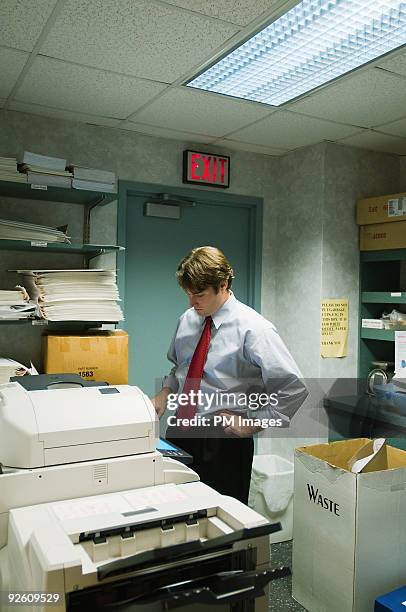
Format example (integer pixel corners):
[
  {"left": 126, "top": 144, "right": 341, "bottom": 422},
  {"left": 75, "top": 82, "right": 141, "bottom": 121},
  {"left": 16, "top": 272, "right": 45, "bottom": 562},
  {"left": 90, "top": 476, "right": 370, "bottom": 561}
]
[
  {"left": 67, "top": 548, "right": 290, "bottom": 611},
  {"left": 97, "top": 522, "right": 280, "bottom": 580}
]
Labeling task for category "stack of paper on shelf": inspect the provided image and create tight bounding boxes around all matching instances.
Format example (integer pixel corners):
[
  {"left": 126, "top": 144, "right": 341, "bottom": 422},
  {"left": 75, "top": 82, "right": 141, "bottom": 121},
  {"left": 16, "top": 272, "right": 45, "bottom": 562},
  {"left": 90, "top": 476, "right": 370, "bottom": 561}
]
[
  {"left": 18, "top": 151, "right": 73, "bottom": 188},
  {"left": 0, "top": 218, "right": 70, "bottom": 243},
  {"left": 0, "top": 358, "right": 30, "bottom": 383},
  {"left": 68, "top": 164, "right": 117, "bottom": 193},
  {"left": 0, "top": 156, "right": 27, "bottom": 183},
  {"left": 17, "top": 269, "right": 124, "bottom": 322},
  {"left": 0, "top": 287, "right": 37, "bottom": 319}
]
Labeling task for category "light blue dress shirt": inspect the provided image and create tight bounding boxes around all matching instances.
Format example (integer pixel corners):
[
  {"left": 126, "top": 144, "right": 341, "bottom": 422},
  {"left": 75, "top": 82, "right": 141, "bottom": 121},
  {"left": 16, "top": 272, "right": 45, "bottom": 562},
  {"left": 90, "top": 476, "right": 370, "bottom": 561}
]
[{"left": 163, "top": 292, "right": 307, "bottom": 424}]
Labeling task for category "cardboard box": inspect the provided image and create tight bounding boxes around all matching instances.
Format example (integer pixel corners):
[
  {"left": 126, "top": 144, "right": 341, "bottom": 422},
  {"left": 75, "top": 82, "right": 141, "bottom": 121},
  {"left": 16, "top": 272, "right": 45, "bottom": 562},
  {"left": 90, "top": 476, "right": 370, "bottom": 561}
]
[
  {"left": 292, "top": 438, "right": 406, "bottom": 612},
  {"left": 360, "top": 221, "right": 406, "bottom": 251},
  {"left": 357, "top": 193, "right": 406, "bottom": 225},
  {"left": 43, "top": 331, "right": 128, "bottom": 385}
]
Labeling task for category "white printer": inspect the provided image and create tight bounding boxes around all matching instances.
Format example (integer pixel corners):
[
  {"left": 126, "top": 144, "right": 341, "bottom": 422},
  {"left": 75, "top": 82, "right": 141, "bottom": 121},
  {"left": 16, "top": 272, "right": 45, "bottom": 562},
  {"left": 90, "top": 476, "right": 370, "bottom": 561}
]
[{"left": 0, "top": 381, "right": 284, "bottom": 612}]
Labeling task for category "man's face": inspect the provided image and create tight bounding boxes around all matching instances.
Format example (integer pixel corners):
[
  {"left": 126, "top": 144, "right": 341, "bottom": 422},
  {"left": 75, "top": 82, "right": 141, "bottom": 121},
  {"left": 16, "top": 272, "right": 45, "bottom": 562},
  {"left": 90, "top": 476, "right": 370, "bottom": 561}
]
[{"left": 185, "top": 284, "right": 229, "bottom": 317}]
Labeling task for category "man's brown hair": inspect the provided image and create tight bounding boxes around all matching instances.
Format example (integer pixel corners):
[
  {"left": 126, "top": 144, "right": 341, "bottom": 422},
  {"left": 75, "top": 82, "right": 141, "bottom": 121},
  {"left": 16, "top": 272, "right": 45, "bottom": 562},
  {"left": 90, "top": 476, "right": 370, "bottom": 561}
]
[{"left": 176, "top": 246, "right": 234, "bottom": 293}]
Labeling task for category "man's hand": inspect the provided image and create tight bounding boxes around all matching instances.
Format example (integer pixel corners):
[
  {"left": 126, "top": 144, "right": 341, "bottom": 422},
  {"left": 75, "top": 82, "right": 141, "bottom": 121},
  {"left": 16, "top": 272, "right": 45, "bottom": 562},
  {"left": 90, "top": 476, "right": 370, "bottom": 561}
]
[
  {"left": 150, "top": 387, "right": 171, "bottom": 418},
  {"left": 218, "top": 411, "right": 264, "bottom": 437}
]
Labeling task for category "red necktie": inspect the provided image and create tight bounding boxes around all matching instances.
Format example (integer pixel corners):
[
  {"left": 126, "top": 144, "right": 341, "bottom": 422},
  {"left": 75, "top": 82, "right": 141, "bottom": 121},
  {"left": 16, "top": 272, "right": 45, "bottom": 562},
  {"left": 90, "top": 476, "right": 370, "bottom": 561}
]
[{"left": 177, "top": 316, "right": 212, "bottom": 421}]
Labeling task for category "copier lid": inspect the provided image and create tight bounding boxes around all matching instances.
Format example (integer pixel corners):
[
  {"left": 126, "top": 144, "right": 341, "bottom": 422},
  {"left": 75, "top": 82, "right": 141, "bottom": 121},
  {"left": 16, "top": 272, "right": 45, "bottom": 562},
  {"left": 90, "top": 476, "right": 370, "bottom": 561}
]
[{"left": 0, "top": 383, "right": 157, "bottom": 468}]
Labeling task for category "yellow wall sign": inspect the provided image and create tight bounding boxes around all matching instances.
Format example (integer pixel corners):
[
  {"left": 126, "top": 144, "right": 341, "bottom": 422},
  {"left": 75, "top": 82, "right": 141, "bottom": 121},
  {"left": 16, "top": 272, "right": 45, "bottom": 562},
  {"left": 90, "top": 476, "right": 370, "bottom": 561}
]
[{"left": 321, "top": 299, "right": 348, "bottom": 358}]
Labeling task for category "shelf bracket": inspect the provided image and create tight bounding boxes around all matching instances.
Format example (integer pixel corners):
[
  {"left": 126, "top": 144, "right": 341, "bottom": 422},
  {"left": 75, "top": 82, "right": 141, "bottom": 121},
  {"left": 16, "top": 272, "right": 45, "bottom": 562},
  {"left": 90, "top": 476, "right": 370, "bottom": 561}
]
[{"left": 83, "top": 195, "right": 108, "bottom": 244}]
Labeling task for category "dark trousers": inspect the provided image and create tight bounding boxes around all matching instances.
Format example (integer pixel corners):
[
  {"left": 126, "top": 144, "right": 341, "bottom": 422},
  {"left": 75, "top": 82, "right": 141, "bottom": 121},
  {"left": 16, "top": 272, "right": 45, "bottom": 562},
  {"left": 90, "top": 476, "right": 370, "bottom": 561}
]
[{"left": 166, "top": 427, "right": 254, "bottom": 505}]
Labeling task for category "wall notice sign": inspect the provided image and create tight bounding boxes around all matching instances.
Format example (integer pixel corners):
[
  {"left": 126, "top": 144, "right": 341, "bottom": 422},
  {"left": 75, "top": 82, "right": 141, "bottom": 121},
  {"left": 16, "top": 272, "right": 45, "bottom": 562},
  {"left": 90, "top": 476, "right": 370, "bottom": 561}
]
[
  {"left": 183, "top": 150, "right": 230, "bottom": 188},
  {"left": 321, "top": 299, "right": 348, "bottom": 358},
  {"left": 394, "top": 331, "right": 406, "bottom": 373}
]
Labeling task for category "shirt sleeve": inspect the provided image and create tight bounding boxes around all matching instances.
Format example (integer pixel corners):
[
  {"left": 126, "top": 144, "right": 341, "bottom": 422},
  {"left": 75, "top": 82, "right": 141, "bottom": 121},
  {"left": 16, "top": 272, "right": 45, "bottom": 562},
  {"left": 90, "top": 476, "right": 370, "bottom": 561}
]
[
  {"left": 244, "top": 325, "right": 308, "bottom": 425},
  {"left": 162, "top": 319, "right": 181, "bottom": 393}
]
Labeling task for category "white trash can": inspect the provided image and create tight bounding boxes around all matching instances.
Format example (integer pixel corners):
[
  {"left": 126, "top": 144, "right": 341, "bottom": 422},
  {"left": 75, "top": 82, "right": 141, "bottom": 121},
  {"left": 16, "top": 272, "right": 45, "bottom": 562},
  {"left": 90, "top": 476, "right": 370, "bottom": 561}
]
[{"left": 249, "top": 454, "right": 294, "bottom": 543}]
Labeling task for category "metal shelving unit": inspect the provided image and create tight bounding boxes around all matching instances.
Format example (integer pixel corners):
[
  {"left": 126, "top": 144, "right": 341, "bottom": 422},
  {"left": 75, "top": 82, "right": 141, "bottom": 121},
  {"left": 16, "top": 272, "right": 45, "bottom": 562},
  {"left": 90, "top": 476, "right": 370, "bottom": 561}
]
[
  {"left": 0, "top": 239, "right": 123, "bottom": 255},
  {"left": 360, "top": 328, "right": 395, "bottom": 341},
  {"left": 0, "top": 180, "right": 116, "bottom": 206},
  {"left": 361, "top": 291, "right": 406, "bottom": 304},
  {"left": 359, "top": 248, "right": 404, "bottom": 378},
  {"left": 0, "top": 179, "right": 117, "bottom": 244},
  {"left": 0, "top": 178, "right": 123, "bottom": 329}
]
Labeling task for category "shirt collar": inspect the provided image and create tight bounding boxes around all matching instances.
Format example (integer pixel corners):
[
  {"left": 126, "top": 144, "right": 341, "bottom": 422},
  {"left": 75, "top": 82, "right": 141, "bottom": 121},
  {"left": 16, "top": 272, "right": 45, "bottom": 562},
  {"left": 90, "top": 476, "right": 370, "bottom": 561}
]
[{"left": 211, "top": 291, "right": 237, "bottom": 329}]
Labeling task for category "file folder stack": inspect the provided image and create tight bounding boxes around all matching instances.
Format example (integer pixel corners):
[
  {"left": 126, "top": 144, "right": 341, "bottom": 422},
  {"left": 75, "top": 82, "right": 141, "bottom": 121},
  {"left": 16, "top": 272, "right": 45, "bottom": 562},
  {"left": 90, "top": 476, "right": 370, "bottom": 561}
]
[
  {"left": 0, "top": 157, "right": 27, "bottom": 183},
  {"left": 0, "top": 218, "right": 70, "bottom": 243},
  {"left": 19, "top": 151, "right": 73, "bottom": 188},
  {"left": 68, "top": 165, "right": 117, "bottom": 194},
  {"left": 17, "top": 269, "right": 124, "bottom": 322},
  {"left": 0, "top": 287, "right": 36, "bottom": 319}
]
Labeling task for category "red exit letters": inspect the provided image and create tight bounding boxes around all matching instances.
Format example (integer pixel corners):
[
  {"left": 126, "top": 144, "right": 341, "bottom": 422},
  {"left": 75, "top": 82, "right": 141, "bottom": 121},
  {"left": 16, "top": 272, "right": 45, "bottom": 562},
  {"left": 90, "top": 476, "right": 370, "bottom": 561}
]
[{"left": 183, "top": 150, "right": 230, "bottom": 188}]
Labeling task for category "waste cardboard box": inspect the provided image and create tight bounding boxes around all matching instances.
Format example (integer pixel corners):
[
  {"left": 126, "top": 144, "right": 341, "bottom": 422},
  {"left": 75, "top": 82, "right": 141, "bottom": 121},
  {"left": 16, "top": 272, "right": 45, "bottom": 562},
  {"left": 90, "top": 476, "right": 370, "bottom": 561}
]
[
  {"left": 375, "top": 585, "right": 406, "bottom": 612},
  {"left": 249, "top": 454, "right": 294, "bottom": 544},
  {"left": 292, "top": 438, "right": 406, "bottom": 612},
  {"left": 43, "top": 330, "right": 128, "bottom": 385}
]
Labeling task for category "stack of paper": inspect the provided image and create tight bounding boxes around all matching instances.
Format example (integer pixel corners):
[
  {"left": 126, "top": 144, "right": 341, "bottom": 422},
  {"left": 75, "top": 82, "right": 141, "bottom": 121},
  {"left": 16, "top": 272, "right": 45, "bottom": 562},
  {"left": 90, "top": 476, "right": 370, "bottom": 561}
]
[
  {"left": 0, "top": 287, "right": 37, "bottom": 319},
  {"left": 17, "top": 269, "right": 124, "bottom": 322},
  {"left": 0, "top": 218, "right": 70, "bottom": 243},
  {"left": 19, "top": 151, "right": 73, "bottom": 189},
  {"left": 0, "top": 358, "right": 30, "bottom": 383},
  {"left": 0, "top": 157, "right": 27, "bottom": 183},
  {"left": 68, "top": 165, "right": 117, "bottom": 194}
]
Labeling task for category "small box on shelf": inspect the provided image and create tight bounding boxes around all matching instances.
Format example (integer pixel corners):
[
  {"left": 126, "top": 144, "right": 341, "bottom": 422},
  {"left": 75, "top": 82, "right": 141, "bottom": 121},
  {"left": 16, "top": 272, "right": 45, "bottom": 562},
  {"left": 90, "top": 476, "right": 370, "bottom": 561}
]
[
  {"left": 360, "top": 221, "right": 406, "bottom": 251},
  {"left": 357, "top": 192, "right": 406, "bottom": 225},
  {"left": 43, "top": 330, "right": 128, "bottom": 385}
]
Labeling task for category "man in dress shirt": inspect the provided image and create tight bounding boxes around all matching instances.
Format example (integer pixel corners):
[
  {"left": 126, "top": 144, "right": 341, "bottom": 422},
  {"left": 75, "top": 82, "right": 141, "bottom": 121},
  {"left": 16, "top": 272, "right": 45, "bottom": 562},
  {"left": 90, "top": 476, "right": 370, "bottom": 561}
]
[{"left": 152, "top": 246, "right": 307, "bottom": 504}]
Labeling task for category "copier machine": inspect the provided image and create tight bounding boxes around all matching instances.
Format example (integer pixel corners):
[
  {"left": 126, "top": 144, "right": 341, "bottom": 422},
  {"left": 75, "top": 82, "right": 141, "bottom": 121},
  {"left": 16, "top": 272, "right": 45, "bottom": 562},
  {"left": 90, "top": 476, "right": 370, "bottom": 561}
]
[{"left": 0, "top": 381, "right": 285, "bottom": 611}]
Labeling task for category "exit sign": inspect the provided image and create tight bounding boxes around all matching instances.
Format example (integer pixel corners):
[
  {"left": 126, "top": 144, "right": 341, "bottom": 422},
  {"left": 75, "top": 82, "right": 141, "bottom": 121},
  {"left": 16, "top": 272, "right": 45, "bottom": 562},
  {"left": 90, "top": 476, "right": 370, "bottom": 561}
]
[{"left": 183, "top": 150, "right": 230, "bottom": 188}]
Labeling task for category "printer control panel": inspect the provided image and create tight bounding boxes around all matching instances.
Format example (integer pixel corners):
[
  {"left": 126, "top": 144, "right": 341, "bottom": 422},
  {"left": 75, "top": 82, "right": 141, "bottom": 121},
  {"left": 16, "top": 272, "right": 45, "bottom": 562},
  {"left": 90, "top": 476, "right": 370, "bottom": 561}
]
[{"left": 156, "top": 439, "right": 193, "bottom": 465}]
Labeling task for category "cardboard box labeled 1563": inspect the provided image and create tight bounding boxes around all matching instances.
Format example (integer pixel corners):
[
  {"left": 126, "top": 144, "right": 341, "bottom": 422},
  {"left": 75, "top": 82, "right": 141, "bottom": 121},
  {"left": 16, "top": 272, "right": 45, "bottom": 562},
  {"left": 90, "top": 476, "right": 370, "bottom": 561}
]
[
  {"left": 292, "top": 438, "right": 406, "bottom": 612},
  {"left": 43, "top": 331, "right": 128, "bottom": 385}
]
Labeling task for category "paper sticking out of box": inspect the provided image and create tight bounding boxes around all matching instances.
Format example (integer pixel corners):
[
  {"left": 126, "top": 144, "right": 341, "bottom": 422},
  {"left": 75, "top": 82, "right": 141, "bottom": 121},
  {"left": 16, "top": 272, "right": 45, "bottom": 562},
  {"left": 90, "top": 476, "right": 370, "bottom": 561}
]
[
  {"left": 347, "top": 438, "right": 386, "bottom": 473},
  {"left": 292, "top": 438, "right": 406, "bottom": 612}
]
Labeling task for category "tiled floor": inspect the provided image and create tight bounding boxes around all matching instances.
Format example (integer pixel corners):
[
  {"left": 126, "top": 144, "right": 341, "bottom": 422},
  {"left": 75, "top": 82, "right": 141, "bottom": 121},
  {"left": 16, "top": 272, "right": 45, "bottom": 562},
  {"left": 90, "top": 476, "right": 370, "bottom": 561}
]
[{"left": 269, "top": 541, "right": 306, "bottom": 611}]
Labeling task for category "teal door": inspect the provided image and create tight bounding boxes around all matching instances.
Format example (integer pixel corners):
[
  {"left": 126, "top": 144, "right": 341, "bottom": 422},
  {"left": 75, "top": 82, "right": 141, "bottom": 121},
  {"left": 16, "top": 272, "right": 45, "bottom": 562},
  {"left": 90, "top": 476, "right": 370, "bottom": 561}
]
[{"left": 118, "top": 184, "right": 262, "bottom": 397}]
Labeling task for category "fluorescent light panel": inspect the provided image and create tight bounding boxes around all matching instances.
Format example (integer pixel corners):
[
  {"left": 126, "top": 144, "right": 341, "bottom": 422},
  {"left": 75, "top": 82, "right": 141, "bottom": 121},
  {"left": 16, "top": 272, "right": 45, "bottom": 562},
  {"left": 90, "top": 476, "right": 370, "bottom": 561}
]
[{"left": 186, "top": 0, "right": 406, "bottom": 106}]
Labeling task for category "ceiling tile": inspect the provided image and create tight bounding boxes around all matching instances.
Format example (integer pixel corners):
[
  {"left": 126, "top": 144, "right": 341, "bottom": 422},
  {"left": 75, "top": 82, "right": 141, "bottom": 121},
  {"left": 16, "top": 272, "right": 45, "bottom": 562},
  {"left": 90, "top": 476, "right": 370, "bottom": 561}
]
[
  {"left": 41, "top": 0, "right": 238, "bottom": 83},
  {"left": 337, "top": 131, "right": 406, "bottom": 155},
  {"left": 132, "top": 87, "right": 274, "bottom": 136},
  {"left": 14, "top": 56, "right": 167, "bottom": 119},
  {"left": 122, "top": 121, "right": 216, "bottom": 143},
  {"left": 160, "top": 0, "right": 278, "bottom": 26},
  {"left": 226, "top": 111, "right": 362, "bottom": 149},
  {"left": 214, "top": 139, "right": 287, "bottom": 156},
  {"left": 374, "top": 116, "right": 406, "bottom": 138},
  {"left": 288, "top": 69, "right": 406, "bottom": 128},
  {"left": 8, "top": 100, "right": 122, "bottom": 127},
  {"left": 376, "top": 49, "right": 406, "bottom": 77},
  {"left": 0, "top": 47, "right": 28, "bottom": 98},
  {"left": 0, "top": 0, "right": 57, "bottom": 52}
]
